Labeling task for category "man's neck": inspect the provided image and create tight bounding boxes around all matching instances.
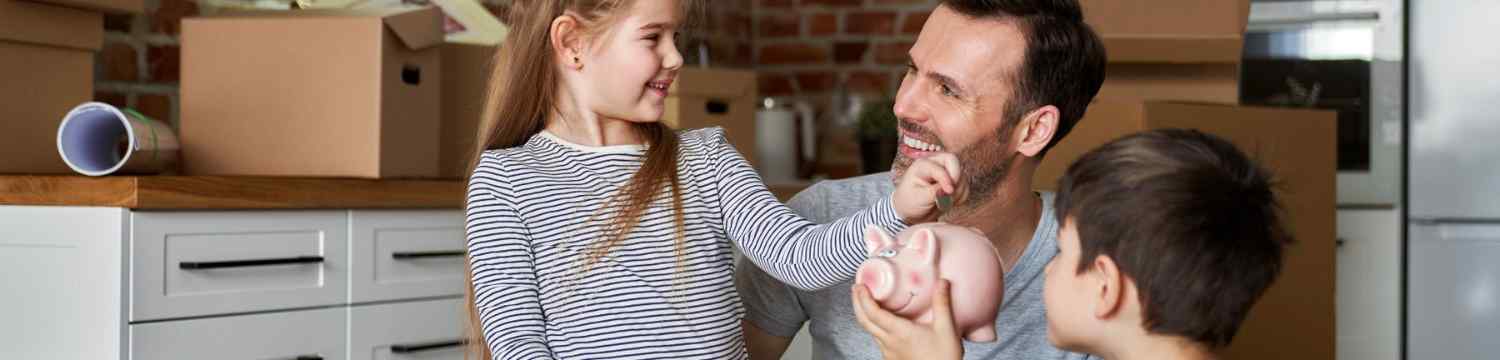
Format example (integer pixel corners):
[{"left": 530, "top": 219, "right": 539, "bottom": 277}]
[{"left": 942, "top": 182, "right": 1040, "bottom": 272}]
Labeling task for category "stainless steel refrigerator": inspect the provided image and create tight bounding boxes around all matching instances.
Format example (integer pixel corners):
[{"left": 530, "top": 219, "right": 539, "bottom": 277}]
[{"left": 1406, "top": 0, "right": 1500, "bottom": 358}]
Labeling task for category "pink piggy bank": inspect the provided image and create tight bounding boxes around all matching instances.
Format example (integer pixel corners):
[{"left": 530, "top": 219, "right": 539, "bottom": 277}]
[{"left": 855, "top": 223, "right": 1004, "bottom": 342}]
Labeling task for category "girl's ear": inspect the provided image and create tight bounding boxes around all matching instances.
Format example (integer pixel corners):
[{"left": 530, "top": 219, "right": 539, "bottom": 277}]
[{"left": 550, "top": 12, "right": 584, "bottom": 70}]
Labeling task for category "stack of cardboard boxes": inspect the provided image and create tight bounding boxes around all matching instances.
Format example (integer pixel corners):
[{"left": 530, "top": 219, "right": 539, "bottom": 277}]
[
  {"left": 0, "top": 0, "right": 142, "bottom": 174},
  {"left": 1035, "top": 1, "right": 1337, "bottom": 359}
]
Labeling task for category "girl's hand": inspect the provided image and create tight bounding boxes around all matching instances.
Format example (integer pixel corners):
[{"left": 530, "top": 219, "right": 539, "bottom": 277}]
[
  {"left": 852, "top": 279, "right": 964, "bottom": 360},
  {"left": 892, "top": 153, "right": 962, "bottom": 223}
]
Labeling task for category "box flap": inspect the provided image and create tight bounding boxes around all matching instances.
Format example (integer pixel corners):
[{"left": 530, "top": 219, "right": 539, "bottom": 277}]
[
  {"left": 670, "top": 68, "right": 757, "bottom": 98},
  {"left": 0, "top": 0, "right": 102, "bottom": 51},
  {"left": 383, "top": 7, "right": 444, "bottom": 50},
  {"left": 19, "top": 0, "right": 143, "bottom": 14}
]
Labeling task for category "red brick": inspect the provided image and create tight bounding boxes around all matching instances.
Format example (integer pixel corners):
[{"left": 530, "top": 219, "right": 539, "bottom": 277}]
[
  {"left": 807, "top": 13, "right": 838, "bottom": 37},
  {"left": 760, "top": 13, "right": 800, "bottom": 38},
  {"left": 99, "top": 42, "right": 137, "bottom": 82},
  {"left": 834, "top": 42, "right": 869, "bottom": 64},
  {"left": 847, "top": 71, "right": 894, "bottom": 95},
  {"left": 845, "top": 11, "right": 897, "bottom": 35},
  {"left": 725, "top": 13, "right": 752, "bottom": 37},
  {"left": 796, "top": 72, "right": 836, "bottom": 93},
  {"left": 802, "top": 0, "right": 861, "bottom": 7},
  {"left": 150, "top": 0, "right": 197, "bottom": 35},
  {"left": 901, "top": 10, "right": 931, "bottom": 34},
  {"left": 136, "top": 94, "right": 172, "bottom": 124},
  {"left": 147, "top": 45, "right": 180, "bottom": 83},
  {"left": 733, "top": 43, "right": 754, "bottom": 67},
  {"left": 759, "top": 73, "right": 795, "bottom": 96},
  {"left": 94, "top": 91, "right": 128, "bottom": 109},
  {"left": 872, "top": 0, "right": 933, "bottom": 4},
  {"left": 873, "top": 41, "right": 913, "bottom": 65},
  {"left": 758, "top": 44, "right": 829, "bottom": 65},
  {"left": 759, "top": 0, "right": 794, "bottom": 7}
]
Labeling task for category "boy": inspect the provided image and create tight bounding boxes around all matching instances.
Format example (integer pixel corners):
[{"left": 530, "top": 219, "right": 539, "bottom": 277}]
[{"left": 1043, "top": 128, "right": 1294, "bottom": 360}]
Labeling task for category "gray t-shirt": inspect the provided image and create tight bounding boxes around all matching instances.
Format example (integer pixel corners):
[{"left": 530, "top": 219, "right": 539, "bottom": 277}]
[{"left": 735, "top": 172, "right": 1094, "bottom": 360}]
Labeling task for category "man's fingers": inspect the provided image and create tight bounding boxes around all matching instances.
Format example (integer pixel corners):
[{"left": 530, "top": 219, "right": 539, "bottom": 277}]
[
  {"left": 851, "top": 285, "right": 891, "bottom": 340},
  {"left": 930, "top": 280, "right": 959, "bottom": 333}
]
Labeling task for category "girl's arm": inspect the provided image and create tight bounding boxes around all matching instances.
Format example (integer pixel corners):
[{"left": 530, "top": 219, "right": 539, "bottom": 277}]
[
  {"left": 466, "top": 172, "right": 555, "bottom": 359},
  {"left": 703, "top": 129, "right": 907, "bottom": 291}
]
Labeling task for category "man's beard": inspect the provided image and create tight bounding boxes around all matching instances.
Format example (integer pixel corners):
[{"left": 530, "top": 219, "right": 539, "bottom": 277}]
[{"left": 891, "top": 119, "right": 1017, "bottom": 211}]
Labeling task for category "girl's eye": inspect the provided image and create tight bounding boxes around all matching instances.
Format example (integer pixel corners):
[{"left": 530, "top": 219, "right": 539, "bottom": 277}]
[{"left": 939, "top": 84, "right": 957, "bottom": 98}]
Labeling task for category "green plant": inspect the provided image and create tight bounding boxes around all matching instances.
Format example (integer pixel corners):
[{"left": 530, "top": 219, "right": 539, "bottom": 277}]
[{"left": 857, "top": 99, "right": 898, "bottom": 140}]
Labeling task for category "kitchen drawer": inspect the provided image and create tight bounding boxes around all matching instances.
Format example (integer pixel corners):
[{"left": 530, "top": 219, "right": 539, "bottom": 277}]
[
  {"left": 350, "top": 298, "right": 468, "bottom": 360},
  {"left": 131, "top": 211, "right": 349, "bottom": 321},
  {"left": 130, "top": 306, "right": 346, "bottom": 360},
  {"left": 350, "top": 210, "right": 466, "bottom": 303}
]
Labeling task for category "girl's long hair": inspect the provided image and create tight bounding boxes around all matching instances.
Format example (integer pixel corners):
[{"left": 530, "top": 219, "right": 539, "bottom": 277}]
[{"left": 462, "top": 1, "right": 696, "bottom": 358}]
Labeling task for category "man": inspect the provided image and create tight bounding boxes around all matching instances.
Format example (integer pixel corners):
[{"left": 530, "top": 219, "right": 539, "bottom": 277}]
[{"left": 734, "top": 0, "right": 1107, "bottom": 359}]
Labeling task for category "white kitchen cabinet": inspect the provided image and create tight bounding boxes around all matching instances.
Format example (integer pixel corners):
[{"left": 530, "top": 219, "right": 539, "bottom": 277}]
[
  {"left": 349, "top": 298, "right": 468, "bottom": 360},
  {"left": 1335, "top": 208, "right": 1401, "bottom": 360},
  {"left": 0, "top": 205, "right": 468, "bottom": 359}
]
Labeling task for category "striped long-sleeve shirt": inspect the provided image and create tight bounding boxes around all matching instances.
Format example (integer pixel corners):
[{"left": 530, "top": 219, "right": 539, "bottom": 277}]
[{"left": 464, "top": 128, "right": 906, "bottom": 359}]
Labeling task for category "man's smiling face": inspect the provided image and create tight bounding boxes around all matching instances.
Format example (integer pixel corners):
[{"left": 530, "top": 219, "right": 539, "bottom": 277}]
[{"left": 890, "top": 4, "right": 1030, "bottom": 205}]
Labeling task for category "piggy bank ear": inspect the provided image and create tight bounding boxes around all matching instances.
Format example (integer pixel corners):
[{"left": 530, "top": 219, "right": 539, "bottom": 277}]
[
  {"left": 906, "top": 228, "right": 940, "bottom": 264},
  {"left": 864, "top": 225, "right": 894, "bottom": 256}
]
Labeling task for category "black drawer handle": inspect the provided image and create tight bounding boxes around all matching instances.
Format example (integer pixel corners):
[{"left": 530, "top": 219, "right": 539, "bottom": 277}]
[
  {"left": 179, "top": 256, "right": 324, "bottom": 270},
  {"left": 294, "top": 355, "right": 322, "bottom": 360},
  {"left": 391, "top": 250, "right": 465, "bottom": 259},
  {"left": 391, "top": 339, "right": 467, "bottom": 354}
]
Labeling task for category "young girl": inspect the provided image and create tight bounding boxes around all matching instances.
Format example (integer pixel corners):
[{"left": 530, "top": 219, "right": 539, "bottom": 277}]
[{"left": 463, "top": 0, "right": 960, "bottom": 358}]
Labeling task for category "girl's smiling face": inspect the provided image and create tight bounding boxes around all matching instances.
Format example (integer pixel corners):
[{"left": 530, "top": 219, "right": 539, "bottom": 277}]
[{"left": 573, "top": 0, "right": 684, "bottom": 124}]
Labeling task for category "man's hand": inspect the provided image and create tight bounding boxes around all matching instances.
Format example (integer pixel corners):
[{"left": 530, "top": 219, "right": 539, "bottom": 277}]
[{"left": 852, "top": 279, "right": 964, "bottom": 360}]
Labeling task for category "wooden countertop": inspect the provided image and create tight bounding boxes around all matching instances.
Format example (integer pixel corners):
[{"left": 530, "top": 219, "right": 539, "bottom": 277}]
[
  {"left": 0, "top": 176, "right": 464, "bottom": 210},
  {"left": 0, "top": 176, "right": 813, "bottom": 210}
]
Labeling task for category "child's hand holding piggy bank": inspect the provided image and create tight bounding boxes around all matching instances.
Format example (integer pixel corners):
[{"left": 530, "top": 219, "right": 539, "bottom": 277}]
[{"left": 855, "top": 223, "right": 1005, "bottom": 342}]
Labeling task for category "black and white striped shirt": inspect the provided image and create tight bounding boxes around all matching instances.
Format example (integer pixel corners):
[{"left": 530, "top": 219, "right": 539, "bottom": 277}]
[{"left": 464, "top": 128, "right": 906, "bottom": 359}]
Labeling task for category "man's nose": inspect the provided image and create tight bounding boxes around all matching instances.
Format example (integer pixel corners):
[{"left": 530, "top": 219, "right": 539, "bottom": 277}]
[{"left": 892, "top": 78, "right": 924, "bottom": 125}]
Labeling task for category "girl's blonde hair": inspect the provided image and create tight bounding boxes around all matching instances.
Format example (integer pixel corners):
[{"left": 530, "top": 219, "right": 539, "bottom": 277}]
[{"left": 463, "top": 1, "right": 698, "bottom": 358}]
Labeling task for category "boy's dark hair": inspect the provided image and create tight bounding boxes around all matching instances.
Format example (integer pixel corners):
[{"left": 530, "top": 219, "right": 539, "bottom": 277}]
[
  {"left": 1053, "top": 129, "right": 1293, "bottom": 348},
  {"left": 941, "top": 0, "right": 1107, "bottom": 156}
]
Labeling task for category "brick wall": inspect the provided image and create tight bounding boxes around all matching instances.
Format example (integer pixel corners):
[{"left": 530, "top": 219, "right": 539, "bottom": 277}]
[
  {"left": 91, "top": 0, "right": 753, "bottom": 128},
  {"left": 753, "top": 0, "right": 938, "bottom": 174}
]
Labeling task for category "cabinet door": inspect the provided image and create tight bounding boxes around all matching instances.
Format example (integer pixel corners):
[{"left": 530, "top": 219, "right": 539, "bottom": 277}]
[
  {"left": 130, "top": 307, "right": 346, "bottom": 360},
  {"left": 349, "top": 210, "right": 466, "bottom": 303},
  {"left": 349, "top": 298, "right": 468, "bottom": 360},
  {"left": 1409, "top": 222, "right": 1500, "bottom": 359},
  {"left": 131, "top": 211, "right": 348, "bottom": 321}
]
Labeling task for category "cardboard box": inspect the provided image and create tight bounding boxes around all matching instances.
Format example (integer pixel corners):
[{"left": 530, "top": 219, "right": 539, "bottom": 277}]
[
  {"left": 181, "top": 7, "right": 443, "bottom": 178},
  {"left": 1081, "top": 0, "right": 1250, "bottom": 63},
  {"left": 1034, "top": 100, "right": 1336, "bottom": 360},
  {"left": 1099, "top": 63, "right": 1241, "bottom": 104},
  {"left": 22, "top": 0, "right": 142, "bottom": 14},
  {"left": 665, "top": 68, "right": 758, "bottom": 166},
  {"left": 439, "top": 42, "right": 496, "bottom": 178},
  {"left": 0, "top": 0, "right": 101, "bottom": 174}
]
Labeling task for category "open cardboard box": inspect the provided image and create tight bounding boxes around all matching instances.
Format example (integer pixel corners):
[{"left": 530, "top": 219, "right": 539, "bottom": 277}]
[
  {"left": 1034, "top": 100, "right": 1336, "bottom": 360},
  {"left": 0, "top": 0, "right": 102, "bottom": 174},
  {"left": 181, "top": 7, "right": 444, "bottom": 178},
  {"left": 1083, "top": 0, "right": 1251, "bottom": 104}
]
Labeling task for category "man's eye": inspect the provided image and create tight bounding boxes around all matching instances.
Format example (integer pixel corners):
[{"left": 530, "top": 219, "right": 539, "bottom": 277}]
[{"left": 940, "top": 84, "right": 957, "bottom": 97}]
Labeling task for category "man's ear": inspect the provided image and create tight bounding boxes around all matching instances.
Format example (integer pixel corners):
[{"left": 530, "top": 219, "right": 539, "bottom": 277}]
[
  {"left": 1015, "top": 105, "right": 1059, "bottom": 158},
  {"left": 1091, "top": 254, "right": 1124, "bottom": 320},
  {"left": 550, "top": 12, "right": 585, "bottom": 69}
]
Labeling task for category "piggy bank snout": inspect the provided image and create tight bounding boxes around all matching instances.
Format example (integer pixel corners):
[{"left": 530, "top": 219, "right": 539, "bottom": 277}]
[{"left": 856, "top": 259, "right": 898, "bottom": 302}]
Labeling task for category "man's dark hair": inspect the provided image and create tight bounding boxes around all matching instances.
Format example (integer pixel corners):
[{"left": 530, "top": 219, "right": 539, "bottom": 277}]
[
  {"left": 1053, "top": 129, "right": 1293, "bottom": 348},
  {"left": 941, "top": 0, "right": 1108, "bottom": 156}
]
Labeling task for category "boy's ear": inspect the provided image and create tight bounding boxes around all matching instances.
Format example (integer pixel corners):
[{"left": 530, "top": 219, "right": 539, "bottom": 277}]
[
  {"left": 1091, "top": 254, "right": 1124, "bottom": 320},
  {"left": 550, "top": 13, "right": 584, "bottom": 69}
]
